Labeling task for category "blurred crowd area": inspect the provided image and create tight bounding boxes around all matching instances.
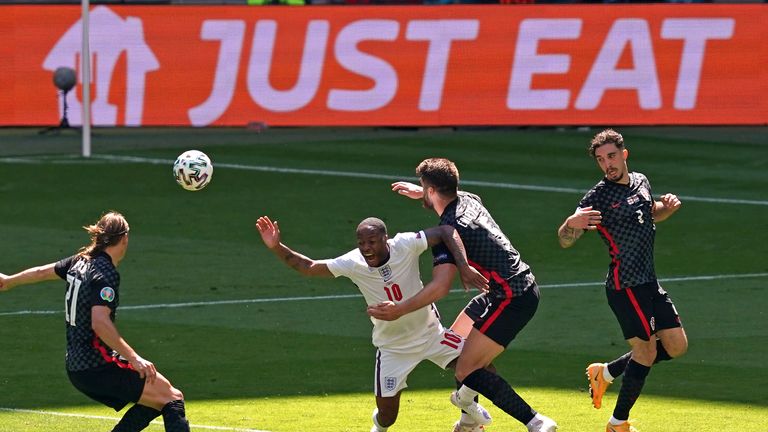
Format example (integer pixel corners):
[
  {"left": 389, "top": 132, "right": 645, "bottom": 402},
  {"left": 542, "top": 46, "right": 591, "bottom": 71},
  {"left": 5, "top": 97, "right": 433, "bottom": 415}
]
[{"left": 1, "top": 0, "right": 764, "bottom": 5}]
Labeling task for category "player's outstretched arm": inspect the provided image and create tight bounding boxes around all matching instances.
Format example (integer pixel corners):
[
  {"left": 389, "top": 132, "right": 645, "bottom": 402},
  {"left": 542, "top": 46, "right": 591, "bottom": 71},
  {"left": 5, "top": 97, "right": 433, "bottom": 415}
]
[
  {"left": 423, "top": 225, "right": 488, "bottom": 292},
  {"left": 391, "top": 181, "right": 423, "bottom": 200},
  {"left": 91, "top": 306, "right": 157, "bottom": 384},
  {"left": 558, "top": 206, "right": 601, "bottom": 248},
  {"left": 0, "top": 263, "right": 59, "bottom": 292},
  {"left": 653, "top": 193, "right": 681, "bottom": 223},
  {"left": 255, "top": 216, "right": 333, "bottom": 278},
  {"left": 367, "top": 263, "right": 456, "bottom": 321}
]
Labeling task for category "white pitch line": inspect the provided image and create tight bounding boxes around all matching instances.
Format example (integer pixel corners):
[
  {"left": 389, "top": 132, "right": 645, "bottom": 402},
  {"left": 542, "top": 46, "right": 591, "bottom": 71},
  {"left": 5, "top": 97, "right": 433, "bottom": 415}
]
[
  {"left": 0, "top": 407, "right": 269, "bottom": 432},
  {"left": 2, "top": 154, "right": 766, "bottom": 206},
  {"left": 1, "top": 272, "right": 766, "bottom": 318}
]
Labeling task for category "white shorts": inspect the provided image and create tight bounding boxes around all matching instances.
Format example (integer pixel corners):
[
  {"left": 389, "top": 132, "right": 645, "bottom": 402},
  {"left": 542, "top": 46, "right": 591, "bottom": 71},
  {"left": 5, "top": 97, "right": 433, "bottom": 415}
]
[{"left": 374, "top": 327, "right": 464, "bottom": 397}]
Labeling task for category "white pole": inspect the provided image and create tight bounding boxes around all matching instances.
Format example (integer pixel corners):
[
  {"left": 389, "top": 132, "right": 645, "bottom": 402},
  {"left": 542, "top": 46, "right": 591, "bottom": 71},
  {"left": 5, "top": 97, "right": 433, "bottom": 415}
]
[{"left": 81, "top": 0, "right": 91, "bottom": 158}]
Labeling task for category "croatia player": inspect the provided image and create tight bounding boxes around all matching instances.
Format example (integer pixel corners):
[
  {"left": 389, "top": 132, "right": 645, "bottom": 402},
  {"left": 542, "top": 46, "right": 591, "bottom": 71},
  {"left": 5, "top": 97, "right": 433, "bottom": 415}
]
[{"left": 256, "top": 215, "right": 490, "bottom": 432}]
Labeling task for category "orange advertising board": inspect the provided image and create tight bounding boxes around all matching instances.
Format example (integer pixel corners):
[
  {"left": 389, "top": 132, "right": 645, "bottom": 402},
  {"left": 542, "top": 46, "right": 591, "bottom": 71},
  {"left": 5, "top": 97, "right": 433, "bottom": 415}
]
[{"left": 0, "top": 5, "right": 765, "bottom": 126}]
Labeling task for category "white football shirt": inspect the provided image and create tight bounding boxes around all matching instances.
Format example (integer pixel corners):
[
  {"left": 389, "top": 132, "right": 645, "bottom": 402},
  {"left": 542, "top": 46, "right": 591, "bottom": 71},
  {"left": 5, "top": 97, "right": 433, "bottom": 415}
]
[{"left": 323, "top": 231, "right": 443, "bottom": 353}]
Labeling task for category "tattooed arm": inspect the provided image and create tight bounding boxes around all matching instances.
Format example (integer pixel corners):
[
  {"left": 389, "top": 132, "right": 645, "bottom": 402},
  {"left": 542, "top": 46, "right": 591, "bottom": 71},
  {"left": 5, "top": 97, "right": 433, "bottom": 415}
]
[{"left": 558, "top": 206, "right": 602, "bottom": 248}]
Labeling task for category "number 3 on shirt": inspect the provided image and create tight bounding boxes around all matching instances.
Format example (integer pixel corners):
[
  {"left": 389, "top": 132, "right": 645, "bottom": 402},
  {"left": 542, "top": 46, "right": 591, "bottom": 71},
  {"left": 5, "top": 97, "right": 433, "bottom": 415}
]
[
  {"left": 383, "top": 284, "right": 403, "bottom": 302},
  {"left": 64, "top": 275, "right": 83, "bottom": 326}
]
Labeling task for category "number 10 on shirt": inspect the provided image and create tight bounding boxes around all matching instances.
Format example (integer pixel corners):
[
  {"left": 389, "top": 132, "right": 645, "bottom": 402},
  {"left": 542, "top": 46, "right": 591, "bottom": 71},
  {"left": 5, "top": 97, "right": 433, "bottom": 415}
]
[{"left": 383, "top": 284, "right": 403, "bottom": 302}]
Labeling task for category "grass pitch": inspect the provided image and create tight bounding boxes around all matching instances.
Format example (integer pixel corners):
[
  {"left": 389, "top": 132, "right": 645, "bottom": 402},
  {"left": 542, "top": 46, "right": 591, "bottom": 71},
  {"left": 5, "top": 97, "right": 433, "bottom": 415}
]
[{"left": 0, "top": 126, "right": 766, "bottom": 432}]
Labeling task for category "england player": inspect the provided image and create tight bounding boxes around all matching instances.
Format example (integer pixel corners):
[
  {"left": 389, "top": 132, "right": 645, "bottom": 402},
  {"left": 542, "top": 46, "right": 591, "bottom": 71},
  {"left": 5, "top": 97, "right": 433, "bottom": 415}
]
[
  {"left": 557, "top": 129, "right": 688, "bottom": 432},
  {"left": 0, "top": 211, "right": 189, "bottom": 432},
  {"left": 256, "top": 215, "right": 491, "bottom": 432},
  {"left": 369, "top": 158, "right": 557, "bottom": 432}
]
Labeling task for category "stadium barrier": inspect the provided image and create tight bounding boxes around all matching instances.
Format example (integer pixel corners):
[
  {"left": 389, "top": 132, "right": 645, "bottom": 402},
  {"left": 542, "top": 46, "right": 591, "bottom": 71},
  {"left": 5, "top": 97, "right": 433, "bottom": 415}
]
[{"left": 1, "top": 4, "right": 765, "bottom": 126}]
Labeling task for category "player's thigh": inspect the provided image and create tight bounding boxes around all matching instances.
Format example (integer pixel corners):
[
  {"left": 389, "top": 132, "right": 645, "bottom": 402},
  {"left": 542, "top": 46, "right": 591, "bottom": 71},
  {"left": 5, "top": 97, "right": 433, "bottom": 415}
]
[
  {"left": 450, "top": 311, "right": 476, "bottom": 340},
  {"left": 67, "top": 364, "right": 145, "bottom": 411},
  {"left": 607, "top": 284, "right": 656, "bottom": 341},
  {"left": 426, "top": 327, "right": 464, "bottom": 370},
  {"left": 455, "top": 328, "right": 504, "bottom": 381},
  {"left": 138, "top": 371, "right": 183, "bottom": 410},
  {"left": 374, "top": 349, "right": 420, "bottom": 398},
  {"left": 656, "top": 327, "right": 688, "bottom": 357},
  {"left": 471, "top": 284, "right": 539, "bottom": 349},
  {"left": 652, "top": 284, "right": 683, "bottom": 331}
]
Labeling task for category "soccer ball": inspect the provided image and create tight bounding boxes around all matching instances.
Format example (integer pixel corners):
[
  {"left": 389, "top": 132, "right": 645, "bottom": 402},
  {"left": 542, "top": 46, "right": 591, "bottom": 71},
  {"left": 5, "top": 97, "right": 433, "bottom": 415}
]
[{"left": 173, "top": 150, "right": 213, "bottom": 191}]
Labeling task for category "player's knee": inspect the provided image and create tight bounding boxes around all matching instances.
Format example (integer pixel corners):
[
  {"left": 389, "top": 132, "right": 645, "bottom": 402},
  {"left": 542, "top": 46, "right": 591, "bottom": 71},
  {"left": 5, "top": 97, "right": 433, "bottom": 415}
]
[
  {"left": 632, "top": 342, "right": 657, "bottom": 365},
  {"left": 170, "top": 387, "right": 184, "bottom": 401},
  {"left": 667, "top": 340, "right": 688, "bottom": 358}
]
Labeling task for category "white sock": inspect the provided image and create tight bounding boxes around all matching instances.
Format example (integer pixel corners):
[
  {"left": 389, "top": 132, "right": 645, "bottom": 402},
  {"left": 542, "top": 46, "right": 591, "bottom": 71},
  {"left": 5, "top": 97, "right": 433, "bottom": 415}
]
[
  {"left": 609, "top": 416, "right": 627, "bottom": 426},
  {"left": 457, "top": 385, "right": 480, "bottom": 404},
  {"left": 526, "top": 413, "right": 542, "bottom": 427},
  {"left": 460, "top": 413, "right": 477, "bottom": 425},
  {"left": 372, "top": 409, "right": 388, "bottom": 432},
  {"left": 603, "top": 364, "right": 615, "bottom": 383}
]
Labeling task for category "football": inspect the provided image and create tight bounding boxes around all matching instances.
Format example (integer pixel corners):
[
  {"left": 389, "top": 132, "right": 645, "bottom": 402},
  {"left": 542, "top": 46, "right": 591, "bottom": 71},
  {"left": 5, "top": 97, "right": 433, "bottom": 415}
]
[{"left": 173, "top": 150, "right": 213, "bottom": 191}]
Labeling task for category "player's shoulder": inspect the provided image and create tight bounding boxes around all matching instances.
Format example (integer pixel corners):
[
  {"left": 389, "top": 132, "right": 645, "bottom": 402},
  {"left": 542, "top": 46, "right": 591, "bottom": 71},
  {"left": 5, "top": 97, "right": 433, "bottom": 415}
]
[
  {"left": 91, "top": 254, "right": 120, "bottom": 283},
  {"left": 632, "top": 171, "right": 650, "bottom": 184},
  {"left": 582, "top": 178, "right": 609, "bottom": 199}
]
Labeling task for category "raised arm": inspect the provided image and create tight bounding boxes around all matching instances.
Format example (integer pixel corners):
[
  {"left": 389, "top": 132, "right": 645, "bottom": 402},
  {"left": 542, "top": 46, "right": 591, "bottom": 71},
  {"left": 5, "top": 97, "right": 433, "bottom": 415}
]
[
  {"left": 256, "top": 216, "right": 333, "bottom": 278},
  {"left": 652, "top": 193, "right": 681, "bottom": 223},
  {"left": 0, "top": 263, "right": 59, "bottom": 292},
  {"left": 91, "top": 305, "right": 157, "bottom": 383},
  {"left": 423, "top": 225, "right": 488, "bottom": 292},
  {"left": 367, "top": 263, "right": 456, "bottom": 321},
  {"left": 558, "top": 206, "right": 602, "bottom": 248},
  {"left": 391, "top": 181, "right": 423, "bottom": 200}
]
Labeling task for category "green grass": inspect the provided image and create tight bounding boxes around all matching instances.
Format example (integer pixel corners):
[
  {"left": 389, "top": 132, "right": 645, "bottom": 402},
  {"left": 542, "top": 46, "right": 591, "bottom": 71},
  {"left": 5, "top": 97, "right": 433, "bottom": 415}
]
[{"left": 0, "top": 126, "right": 766, "bottom": 431}]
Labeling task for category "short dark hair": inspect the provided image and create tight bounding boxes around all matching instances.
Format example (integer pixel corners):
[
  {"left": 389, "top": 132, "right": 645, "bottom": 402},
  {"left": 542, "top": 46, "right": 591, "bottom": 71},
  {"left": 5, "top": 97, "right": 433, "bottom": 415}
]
[
  {"left": 416, "top": 158, "right": 459, "bottom": 197},
  {"left": 357, "top": 217, "right": 387, "bottom": 236},
  {"left": 589, "top": 129, "right": 625, "bottom": 158}
]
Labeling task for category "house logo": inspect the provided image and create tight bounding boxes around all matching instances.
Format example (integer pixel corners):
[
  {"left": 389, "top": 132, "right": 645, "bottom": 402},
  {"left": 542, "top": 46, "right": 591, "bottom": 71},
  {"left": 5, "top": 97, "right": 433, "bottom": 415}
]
[{"left": 43, "top": 6, "right": 159, "bottom": 126}]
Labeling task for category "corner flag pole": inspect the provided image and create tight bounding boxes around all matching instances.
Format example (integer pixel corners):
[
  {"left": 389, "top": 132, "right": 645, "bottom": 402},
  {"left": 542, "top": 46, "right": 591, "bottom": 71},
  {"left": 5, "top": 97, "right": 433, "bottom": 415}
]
[{"left": 81, "top": 0, "right": 91, "bottom": 158}]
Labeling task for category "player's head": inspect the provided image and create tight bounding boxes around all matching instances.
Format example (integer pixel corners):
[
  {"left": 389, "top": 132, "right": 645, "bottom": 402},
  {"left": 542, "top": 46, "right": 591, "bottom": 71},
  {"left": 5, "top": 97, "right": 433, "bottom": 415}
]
[
  {"left": 356, "top": 217, "right": 389, "bottom": 267},
  {"left": 416, "top": 158, "right": 459, "bottom": 209},
  {"left": 78, "top": 211, "right": 130, "bottom": 262},
  {"left": 589, "top": 129, "right": 629, "bottom": 183}
]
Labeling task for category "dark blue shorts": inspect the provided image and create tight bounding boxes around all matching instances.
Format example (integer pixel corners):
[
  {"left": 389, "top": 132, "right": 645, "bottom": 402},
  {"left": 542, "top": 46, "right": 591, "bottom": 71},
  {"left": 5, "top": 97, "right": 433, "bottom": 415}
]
[
  {"left": 67, "top": 362, "right": 145, "bottom": 411},
  {"left": 464, "top": 283, "right": 540, "bottom": 347},
  {"left": 607, "top": 281, "right": 682, "bottom": 341}
]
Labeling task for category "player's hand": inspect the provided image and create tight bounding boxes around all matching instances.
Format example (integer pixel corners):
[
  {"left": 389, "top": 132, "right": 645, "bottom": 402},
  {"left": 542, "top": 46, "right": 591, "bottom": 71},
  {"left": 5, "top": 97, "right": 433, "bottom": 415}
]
[
  {"left": 391, "top": 182, "right": 423, "bottom": 200},
  {"left": 659, "top": 193, "right": 681, "bottom": 212},
  {"left": 567, "top": 206, "right": 602, "bottom": 231},
  {"left": 129, "top": 355, "right": 157, "bottom": 384},
  {"left": 458, "top": 266, "right": 489, "bottom": 293},
  {"left": 256, "top": 216, "right": 281, "bottom": 249},
  {"left": 366, "top": 301, "right": 403, "bottom": 321}
]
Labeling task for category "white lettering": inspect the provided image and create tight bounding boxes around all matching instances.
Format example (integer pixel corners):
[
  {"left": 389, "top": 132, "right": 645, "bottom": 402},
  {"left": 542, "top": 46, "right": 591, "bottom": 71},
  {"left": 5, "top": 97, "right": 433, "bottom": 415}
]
[
  {"left": 576, "top": 19, "right": 660, "bottom": 110},
  {"left": 188, "top": 20, "right": 245, "bottom": 126},
  {"left": 661, "top": 18, "right": 734, "bottom": 110},
  {"left": 328, "top": 20, "right": 399, "bottom": 112},
  {"left": 405, "top": 20, "right": 479, "bottom": 111},
  {"left": 507, "top": 19, "right": 581, "bottom": 110},
  {"left": 247, "top": 20, "right": 329, "bottom": 112}
]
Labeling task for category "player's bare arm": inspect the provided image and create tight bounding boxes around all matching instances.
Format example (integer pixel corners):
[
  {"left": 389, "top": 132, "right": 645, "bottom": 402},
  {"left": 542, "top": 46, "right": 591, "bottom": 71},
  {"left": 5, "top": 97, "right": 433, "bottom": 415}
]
[
  {"left": 367, "top": 263, "right": 455, "bottom": 321},
  {"left": 0, "top": 263, "right": 59, "bottom": 292},
  {"left": 652, "top": 193, "right": 681, "bottom": 223},
  {"left": 256, "top": 216, "right": 333, "bottom": 277},
  {"left": 558, "top": 206, "right": 602, "bottom": 248},
  {"left": 391, "top": 181, "right": 423, "bottom": 200},
  {"left": 91, "top": 305, "right": 157, "bottom": 384},
  {"left": 423, "top": 225, "right": 488, "bottom": 292}
]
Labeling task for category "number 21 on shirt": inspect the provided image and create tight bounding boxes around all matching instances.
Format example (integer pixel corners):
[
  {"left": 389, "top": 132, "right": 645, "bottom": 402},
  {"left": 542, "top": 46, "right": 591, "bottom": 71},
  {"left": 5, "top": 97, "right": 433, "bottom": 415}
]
[{"left": 64, "top": 275, "right": 82, "bottom": 326}]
